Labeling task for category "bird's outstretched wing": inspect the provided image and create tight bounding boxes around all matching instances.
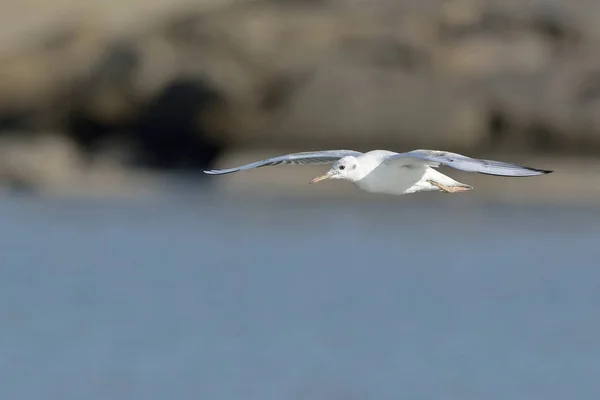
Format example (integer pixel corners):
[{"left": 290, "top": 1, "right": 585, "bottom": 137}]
[
  {"left": 203, "top": 150, "right": 363, "bottom": 175},
  {"left": 385, "top": 149, "right": 553, "bottom": 177}
]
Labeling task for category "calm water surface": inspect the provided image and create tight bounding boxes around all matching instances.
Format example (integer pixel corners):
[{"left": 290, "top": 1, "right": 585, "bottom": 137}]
[{"left": 0, "top": 192, "right": 599, "bottom": 399}]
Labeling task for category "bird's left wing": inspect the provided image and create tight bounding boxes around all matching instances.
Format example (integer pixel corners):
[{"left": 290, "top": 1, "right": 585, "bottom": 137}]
[
  {"left": 203, "top": 150, "right": 363, "bottom": 175},
  {"left": 384, "top": 149, "right": 553, "bottom": 177}
]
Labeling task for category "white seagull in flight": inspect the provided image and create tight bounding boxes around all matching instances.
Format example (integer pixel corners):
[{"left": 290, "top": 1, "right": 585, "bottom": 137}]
[{"left": 203, "top": 149, "right": 552, "bottom": 195}]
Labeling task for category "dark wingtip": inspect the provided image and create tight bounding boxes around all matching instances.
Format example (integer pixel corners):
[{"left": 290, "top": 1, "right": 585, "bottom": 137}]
[
  {"left": 479, "top": 166, "right": 553, "bottom": 177},
  {"left": 521, "top": 167, "right": 553, "bottom": 176}
]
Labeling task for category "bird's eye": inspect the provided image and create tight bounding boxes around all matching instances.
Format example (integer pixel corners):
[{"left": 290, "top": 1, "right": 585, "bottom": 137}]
[{"left": 339, "top": 165, "right": 345, "bottom": 170}]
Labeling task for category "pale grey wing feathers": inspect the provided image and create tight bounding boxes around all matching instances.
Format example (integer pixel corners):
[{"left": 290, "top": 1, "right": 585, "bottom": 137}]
[
  {"left": 386, "top": 150, "right": 553, "bottom": 177},
  {"left": 203, "top": 150, "right": 363, "bottom": 175}
]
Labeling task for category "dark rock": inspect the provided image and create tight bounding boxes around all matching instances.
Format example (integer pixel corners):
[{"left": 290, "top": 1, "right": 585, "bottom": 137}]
[{"left": 131, "top": 78, "right": 224, "bottom": 170}]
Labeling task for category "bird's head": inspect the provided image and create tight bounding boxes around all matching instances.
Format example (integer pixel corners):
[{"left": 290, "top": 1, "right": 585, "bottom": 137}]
[{"left": 309, "top": 156, "right": 361, "bottom": 184}]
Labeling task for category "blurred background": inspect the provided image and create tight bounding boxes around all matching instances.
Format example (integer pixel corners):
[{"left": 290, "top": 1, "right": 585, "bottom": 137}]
[{"left": 1, "top": 0, "right": 600, "bottom": 399}]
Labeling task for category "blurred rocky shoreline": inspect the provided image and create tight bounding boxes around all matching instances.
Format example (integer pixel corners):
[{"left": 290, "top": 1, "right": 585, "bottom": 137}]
[{"left": 1, "top": 0, "right": 600, "bottom": 200}]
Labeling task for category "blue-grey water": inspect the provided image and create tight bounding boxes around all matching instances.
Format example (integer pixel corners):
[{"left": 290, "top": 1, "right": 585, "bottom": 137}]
[{"left": 1, "top": 192, "right": 599, "bottom": 399}]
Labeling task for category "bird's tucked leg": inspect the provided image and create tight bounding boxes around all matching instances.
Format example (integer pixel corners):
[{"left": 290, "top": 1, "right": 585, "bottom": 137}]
[{"left": 426, "top": 179, "right": 473, "bottom": 193}]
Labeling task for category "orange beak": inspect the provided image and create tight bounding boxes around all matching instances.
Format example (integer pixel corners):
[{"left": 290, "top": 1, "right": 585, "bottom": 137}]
[{"left": 309, "top": 171, "right": 333, "bottom": 184}]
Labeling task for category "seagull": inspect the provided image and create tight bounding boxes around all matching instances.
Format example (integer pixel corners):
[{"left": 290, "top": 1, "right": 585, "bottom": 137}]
[{"left": 203, "top": 149, "right": 552, "bottom": 195}]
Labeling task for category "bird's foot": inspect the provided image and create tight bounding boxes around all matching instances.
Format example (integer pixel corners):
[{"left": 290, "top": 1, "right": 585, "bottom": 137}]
[{"left": 426, "top": 180, "right": 473, "bottom": 193}]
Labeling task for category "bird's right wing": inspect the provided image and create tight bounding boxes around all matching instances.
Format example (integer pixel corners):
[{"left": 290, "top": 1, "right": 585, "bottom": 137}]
[
  {"left": 203, "top": 150, "right": 363, "bottom": 175},
  {"left": 385, "top": 149, "right": 553, "bottom": 177}
]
